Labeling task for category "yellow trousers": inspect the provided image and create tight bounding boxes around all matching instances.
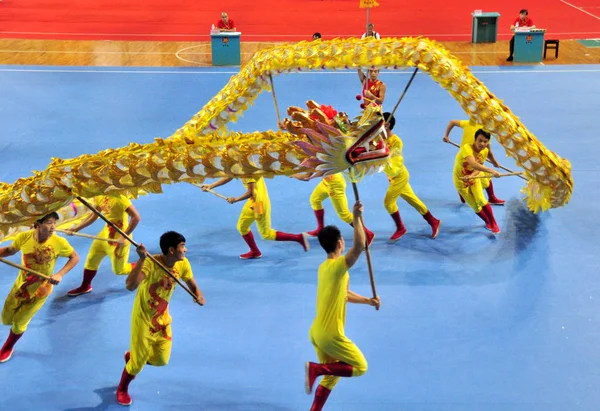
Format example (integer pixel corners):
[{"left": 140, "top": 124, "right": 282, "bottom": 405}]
[
  {"left": 126, "top": 320, "right": 172, "bottom": 376},
  {"left": 236, "top": 198, "right": 276, "bottom": 240},
  {"left": 310, "top": 175, "right": 353, "bottom": 224},
  {"left": 455, "top": 178, "right": 490, "bottom": 212},
  {"left": 84, "top": 227, "right": 132, "bottom": 274},
  {"left": 2, "top": 288, "right": 49, "bottom": 334},
  {"left": 310, "top": 333, "right": 368, "bottom": 390},
  {"left": 384, "top": 168, "right": 428, "bottom": 215}
]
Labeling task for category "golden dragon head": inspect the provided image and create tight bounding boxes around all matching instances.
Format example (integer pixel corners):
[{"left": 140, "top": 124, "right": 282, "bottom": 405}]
[{"left": 282, "top": 101, "right": 390, "bottom": 180}]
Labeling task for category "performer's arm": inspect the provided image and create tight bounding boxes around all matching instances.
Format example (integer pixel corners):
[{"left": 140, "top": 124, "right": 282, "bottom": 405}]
[
  {"left": 373, "top": 82, "right": 386, "bottom": 105},
  {"left": 464, "top": 156, "right": 500, "bottom": 177},
  {"left": 126, "top": 244, "right": 147, "bottom": 291},
  {"left": 347, "top": 290, "right": 380, "bottom": 308},
  {"left": 357, "top": 69, "right": 366, "bottom": 84},
  {"left": 67, "top": 212, "right": 99, "bottom": 233},
  {"left": 50, "top": 250, "right": 80, "bottom": 285},
  {"left": 442, "top": 120, "right": 461, "bottom": 142},
  {"left": 0, "top": 246, "right": 18, "bottom": 257},
  {"left": 344, "top": 201, "right": 366, "bottom": 269},
  {"left": 228, "top": 182, "right": 254, "bottom": 204},
  {"left": 185, "top": 278, "right": 205, "bottom": 305},
  {"left": 123, "top": 204, "right": 141, "bottom": 236},
  {"left": 202, "top": 177, "right": 233, "bottom": 191}
]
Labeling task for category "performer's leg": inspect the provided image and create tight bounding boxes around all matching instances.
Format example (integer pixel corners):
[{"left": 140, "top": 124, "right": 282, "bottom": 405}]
[
  {"left": 384, "top": 178, "right": 407, "bottom": 241},
  {"left": 482, "top": 203, "right": 501, "bottom": 234},
  {"left": 327, "top": 177, "right": 353, "bottom": 225},
  {"left": 1, "top": 296, "right": 48, "bottom": 362},
  {"left": 147, "top": 327, "right": 172, "bottom": 367},
  {"left": 237, "top": 201, "right": 262, "bottom": 259},
  {"left": 256, "top": 199, "right": 309, "bottom": 252},
  {"left": 399, "top": 182, "right": 441, "bottom": 239},
  {"left": 110, "top": 240, "right": 133, "bottom": 275},
  {"left": 306, "top": 336, "right": 368, "bottom": 395},
  {"left": 67, "top": 239, "right": 108, "bottom": 296},
  {"left": 308, "top": 181, "right": 329, "bottom": 236},
  {"left": 118, "top": 321, "right": 151, "bottom": 405},
  {"left": 482, "top": 178, "right": 505, "bottom": 205},
  {"left": 307, "top": 345, "right": 339, "bottom": 411}
]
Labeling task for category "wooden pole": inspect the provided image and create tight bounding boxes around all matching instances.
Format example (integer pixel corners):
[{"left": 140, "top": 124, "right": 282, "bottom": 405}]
[
  {"left": 0, "top": 257, "right": 52, "bottom": 281},
  {"left": 268, "top": 74, "right": 282, "bottom": 128},
  {"left": 388, "top": 67, "right": 419, "bottom": 123},
  {"left": 56, "top": 229, "right": 119, "bottom": 243}
]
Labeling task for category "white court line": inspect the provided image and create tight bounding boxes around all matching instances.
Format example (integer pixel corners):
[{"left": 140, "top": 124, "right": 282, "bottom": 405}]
[
  {"left": 560, "top": 0, "right": 600, "bottom": 20},
  {"left": 1, "top": 68, "right": 600, "bottom": 75},
  {"left": 3, "top": 30, "right": 600, "bottom": 38}
]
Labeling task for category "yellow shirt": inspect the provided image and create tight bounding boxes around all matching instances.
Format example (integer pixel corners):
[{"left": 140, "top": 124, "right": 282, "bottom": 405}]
[
  {"left": 459, "top": 120, "right": 484, "bottom": 147},
  {"left": 242, "top": 177, "right": 268, "bottom": 215},
  {"left": 310, "top": 256, "right": 349, "bottom": 338},
  {"left": 453, "top": 144, "right": 489, "bottom": 186},
  {"left": 11, "top": 231, "right": 74, "bottom": 299},
  {"left": 132, "top": 256, "right": 193, "bottom": 339},
  {"left": 383, "top": 134, "right": 407, "bottom": 179},
  {"left": 94, "top": 194, "right": 132, "bottom": 237}
]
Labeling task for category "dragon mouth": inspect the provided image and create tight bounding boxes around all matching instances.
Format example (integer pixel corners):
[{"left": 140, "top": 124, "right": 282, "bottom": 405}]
[{"left": 345, "top": 119, "right": 390, "bottom": 165}]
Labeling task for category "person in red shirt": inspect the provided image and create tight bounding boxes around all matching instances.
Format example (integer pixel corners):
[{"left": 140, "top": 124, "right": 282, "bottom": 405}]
[
  {"left": 216, "top": 12, "right": 236, "bottom": 32},
  {"left": 507, "top": 9, "right": 536, "bottom": 61}
]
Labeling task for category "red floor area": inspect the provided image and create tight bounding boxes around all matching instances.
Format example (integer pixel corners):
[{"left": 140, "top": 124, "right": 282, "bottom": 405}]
[{"left": 0, "top": 0, "right": 599, "bottom": 41}]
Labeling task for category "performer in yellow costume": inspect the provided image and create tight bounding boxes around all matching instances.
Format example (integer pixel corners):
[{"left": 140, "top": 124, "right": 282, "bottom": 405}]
[
  {"left": 67, "top": 194, "right": 141, "bottom": 296},
  {"left": 453, "top": 129, "right": 502, "bottom": 234},
  {"left": 306, "top": 173, "right": 375, "bottom": 246},
  {"left": 381, "top": 113, "right": 441, "bottom": 241},
  {"left": 116, "top": 231, "right": 204, "bottom": 406},
  {"left": 0, "top": 212, "right": 79, "bottom": 363},
  {"left": 443, "top": 119, "right": 505, "bottom": 205},
  {"left": 202, "top": 177, "right": 309, "bottom": 259},
  {"left": 305, "top": 200, "right": 380, "bottom": 411}
]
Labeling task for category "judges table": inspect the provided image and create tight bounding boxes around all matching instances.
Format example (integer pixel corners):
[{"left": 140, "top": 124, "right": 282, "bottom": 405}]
[
  {"left": 210, "top": 31, "right": 241, "bottom": 66},
  {"left": 513, "top": 29, "right": 546, "bottom": 63}
]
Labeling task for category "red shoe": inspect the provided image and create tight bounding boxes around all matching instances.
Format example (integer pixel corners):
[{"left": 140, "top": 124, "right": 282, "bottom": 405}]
[
  {"left": 124, "top": 351, "right": 130, "bottom": 364},
  {"left": 307, "top": 227, "right": 322, "bottom": 237},
  {"left": 67, "top": 285, "right": 92, "bottom": 297},
  {"left": 0, "top": 348, "right": 14, "bottom": 363},
  {"left": 116, "top": 389, "right": 132, "bottom": 406},
  {"left": 430, "top": 218, "right": 441, "bottom": 239},
  {"left": 389, "top": 227, "right": 407, "bottom": 242},
  {"left": 488, "top": 197, "right": 505, "bottom": 205},
  {"left": 240, "top": 250, "right": 262, "bottom": 260},
  {"left": 459, "top": 194, "right": 466, "bottom": 204},
  {"left": 305, "top": 362, "right": 319, "bottom": 395}
]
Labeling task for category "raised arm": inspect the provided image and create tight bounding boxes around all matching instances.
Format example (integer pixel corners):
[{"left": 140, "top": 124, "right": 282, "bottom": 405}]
[
  {"left": 344, "top": 201, "right": 366, "bottom": 269},
  {"left": 0, "top": 245, "right": 19, "bottom": 258},
  {"left": 443, "top": 120, "right": 461, "bottom": 142},
  {"left": 124, "top": 204, "right": 141, "bottom": 236},
  {"left": 357, "top": 69, "right": 366, "bottom": 84},
  {"left": 202, "top": 177, "right": 233, "bottom": 191},
  {"left": 67, "top": 212, "right": 99, "bottom": 233}
]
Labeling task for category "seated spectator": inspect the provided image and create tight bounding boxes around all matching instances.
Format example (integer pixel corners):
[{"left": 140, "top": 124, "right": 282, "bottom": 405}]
[
  {"left": 506, "top": 9, "right": 536, "bottom": 61},
  {"left": 313, "top": 32, "right": 322, "bottom": 41},
  {"left": 217, "top": 12, "right": 236, "bottom": 32},
  {"left": 361, "top": 23, "right": 380, "bottom": 39}
]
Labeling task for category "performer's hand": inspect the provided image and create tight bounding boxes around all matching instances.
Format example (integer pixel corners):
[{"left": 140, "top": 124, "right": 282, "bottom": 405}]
[
  {"left": 63, "top": 230, "right": 74, "bottom": 236},
  {"left": 491, "top": 160, "right": 501, "bottom": 168},
  {"left": 116, "top": 236, "right": 126, "bottom": 247},
  {"left": 194, "top": 293, "right": 206, "bottom": 306},
  {"left": 200, "top": 184, "right": 210, "bottom": 192},
  {"left": 368, "top": 296, "right": 381, "bottom": 309},
  {"left": 352, "top": 200, "right": 364, "bottom": 218},
  {"left": 491, "top": 170, "right": 501, "bottom": 178},
  {"left": 442, "top": 135, "right": 450, "bottom": 143},
  {"left": 135, "top": 244, "right": 147, "bottom": 259},
  {"left": 227, "top": 197, "right": 236, "bottom": 204},
  {"left": 49, "top": 274, "right": 62, "bottom": 285}
]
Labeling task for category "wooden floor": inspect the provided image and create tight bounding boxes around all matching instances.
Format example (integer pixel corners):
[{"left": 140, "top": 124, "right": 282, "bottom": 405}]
[{"left": 0, "top": 38, "right": 599, "bottom": 67}]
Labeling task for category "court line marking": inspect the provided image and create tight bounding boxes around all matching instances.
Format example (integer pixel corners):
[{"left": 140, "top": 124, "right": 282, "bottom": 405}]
[
  {"left": 559, "top": 0, "right": 600, "bottom": 20},
  {"left": 1, "top": 67, "right": 600, "bottom": 75}
]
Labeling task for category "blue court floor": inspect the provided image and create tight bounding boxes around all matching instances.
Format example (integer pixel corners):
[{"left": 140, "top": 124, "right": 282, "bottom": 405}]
[{"left": 0, "top": 64, "right": 599, "bottom": 411}]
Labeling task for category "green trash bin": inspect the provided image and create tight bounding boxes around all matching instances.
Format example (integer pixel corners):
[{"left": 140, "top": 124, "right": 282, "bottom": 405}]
[{"left": 472, "top": 12, "right": 501, "bottom": 43}]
